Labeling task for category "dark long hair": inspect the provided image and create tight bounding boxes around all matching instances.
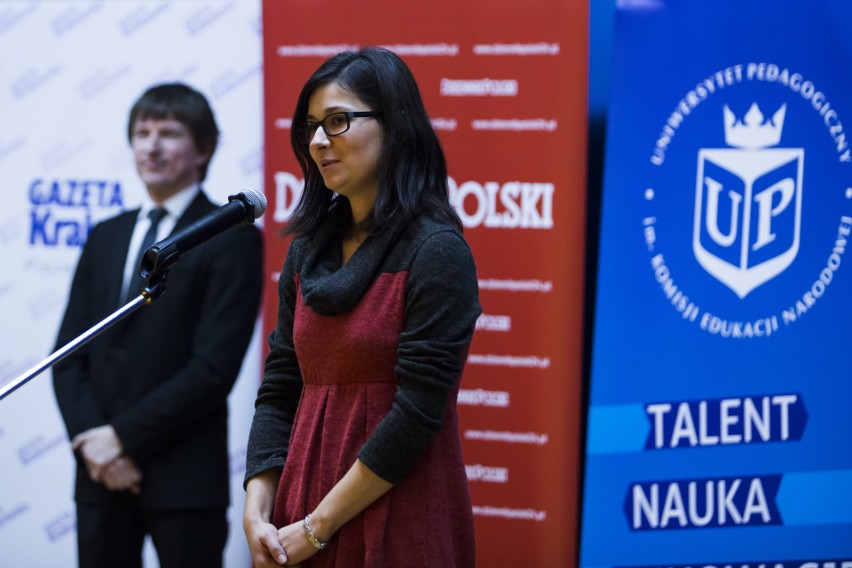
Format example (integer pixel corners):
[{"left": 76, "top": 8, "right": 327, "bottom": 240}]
[
  {"left": 286, "top": 47, "right": 461, "bottom": 236},
  {"left": 127, "top": 83, "right": 219, "bottom": 182}
]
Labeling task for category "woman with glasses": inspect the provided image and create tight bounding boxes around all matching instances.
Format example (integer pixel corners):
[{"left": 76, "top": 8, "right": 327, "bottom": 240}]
[{"left": 242, "top": 47, "right": 480, "bottom": 567}]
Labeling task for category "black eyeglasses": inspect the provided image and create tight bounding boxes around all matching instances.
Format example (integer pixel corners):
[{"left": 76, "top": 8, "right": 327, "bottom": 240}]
[{"left": 297, "top": 111, "right": 380, "bottom": 144}]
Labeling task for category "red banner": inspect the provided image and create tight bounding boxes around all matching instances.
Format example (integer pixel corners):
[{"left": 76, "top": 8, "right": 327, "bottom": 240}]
[{"left": 262, "top": 2, "right": 587, "bottom": 564}]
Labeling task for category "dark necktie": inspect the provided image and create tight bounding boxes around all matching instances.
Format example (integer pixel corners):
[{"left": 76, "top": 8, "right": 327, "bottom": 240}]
[{"left": 125, "top": 207, "right": 167, "bottom": 303}]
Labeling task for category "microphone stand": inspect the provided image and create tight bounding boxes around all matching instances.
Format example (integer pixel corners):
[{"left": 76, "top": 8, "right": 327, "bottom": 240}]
[{"left": 0, "top": 272, "right": 170, "bottom": 402}]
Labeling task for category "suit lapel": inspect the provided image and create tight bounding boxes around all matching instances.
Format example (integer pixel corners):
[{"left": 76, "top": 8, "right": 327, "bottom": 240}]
[{"left": 170, "top": 190, "right": 215, "bottom": 233}]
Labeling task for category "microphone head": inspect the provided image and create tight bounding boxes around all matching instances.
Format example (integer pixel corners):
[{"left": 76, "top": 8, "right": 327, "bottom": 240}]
[{"left": 232, "top": 189, "right": 267, "bottom": 221}]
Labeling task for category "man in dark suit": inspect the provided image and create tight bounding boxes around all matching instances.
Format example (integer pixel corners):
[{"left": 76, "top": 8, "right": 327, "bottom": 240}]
[{"left": 52, "top": 83, "right": 263, "bottom": 568}]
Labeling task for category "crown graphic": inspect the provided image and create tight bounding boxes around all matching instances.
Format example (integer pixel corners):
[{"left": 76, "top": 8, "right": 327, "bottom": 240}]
[{"left": 723, "top": 103, "right": 786, "bottom": 149}]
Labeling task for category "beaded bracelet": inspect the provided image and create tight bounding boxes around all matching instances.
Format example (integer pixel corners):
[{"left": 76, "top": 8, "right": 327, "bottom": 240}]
[{"left": 303, "top": 514, "right": 328, "bottom": 550}]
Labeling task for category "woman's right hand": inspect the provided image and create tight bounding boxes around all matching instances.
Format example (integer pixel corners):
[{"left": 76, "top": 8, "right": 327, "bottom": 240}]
[
  {"left": 244, "top": 516, "right": 288, "bottom": 567},
  {"left": 244, "top": 470, "right": 288, "bottom": 567}
]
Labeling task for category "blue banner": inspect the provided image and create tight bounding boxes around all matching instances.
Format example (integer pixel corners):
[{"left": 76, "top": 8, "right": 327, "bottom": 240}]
[{"left": 581, "top": 0, "right": 852, "bottom": 565}]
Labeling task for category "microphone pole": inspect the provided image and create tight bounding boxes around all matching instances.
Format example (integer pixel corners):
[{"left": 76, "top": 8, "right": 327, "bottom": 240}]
[
  {"left": 0, "top": 189, "right": 266, "bottom": 402},
  {"left": 0, "top": 289, "right": 160, "bottom": 402}
]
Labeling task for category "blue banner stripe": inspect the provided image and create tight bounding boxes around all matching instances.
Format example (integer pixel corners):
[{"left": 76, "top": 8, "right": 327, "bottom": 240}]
[
  {"left": 777, "top": 470, "right": 852, "bottom": 525},
  {"left": 587, "top": 404, "right": 648, "bottom": 454}
]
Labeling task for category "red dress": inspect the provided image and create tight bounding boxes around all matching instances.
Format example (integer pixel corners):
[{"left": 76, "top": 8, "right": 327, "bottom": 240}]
[{"left": 268, "top": 222, "right": 478, "bottom": 567}]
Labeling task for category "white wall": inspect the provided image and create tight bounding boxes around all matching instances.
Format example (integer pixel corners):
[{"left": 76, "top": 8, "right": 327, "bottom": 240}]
[{"left": 0, "top": 2, "right": 263, "bottom": 566}]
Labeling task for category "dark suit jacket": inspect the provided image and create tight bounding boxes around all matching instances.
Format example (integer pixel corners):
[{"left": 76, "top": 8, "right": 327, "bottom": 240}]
[{"left": 53, "top": 190, "right": 263, "bottom": 510}]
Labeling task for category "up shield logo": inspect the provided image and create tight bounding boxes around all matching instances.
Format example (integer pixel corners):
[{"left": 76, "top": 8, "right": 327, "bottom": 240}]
[
  {"left": 694, "top": 103, "right": 802, "bottom": 298},
  {"left": 644, "top": 62, "right": 851, "bottom": 339}
]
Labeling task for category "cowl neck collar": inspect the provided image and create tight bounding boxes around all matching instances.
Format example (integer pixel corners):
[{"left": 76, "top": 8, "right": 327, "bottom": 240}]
[{"left": 299, "top": 212, "right": 407, "bottom": 316}]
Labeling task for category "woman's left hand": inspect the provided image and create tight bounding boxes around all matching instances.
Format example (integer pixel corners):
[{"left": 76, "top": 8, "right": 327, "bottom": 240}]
[{"left": 278, "top": 520, "right": 321, "bottom": 566}]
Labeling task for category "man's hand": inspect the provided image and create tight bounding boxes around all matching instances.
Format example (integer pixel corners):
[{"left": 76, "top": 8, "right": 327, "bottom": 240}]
[
  {"left": 72, "top": 425, "right": 124, "bottom": 481},
  {"left": 100, "top": 456, "right": 143, "bottom": 494}
]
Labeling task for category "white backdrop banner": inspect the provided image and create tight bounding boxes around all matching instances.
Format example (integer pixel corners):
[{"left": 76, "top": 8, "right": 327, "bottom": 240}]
[{"left": 0, "top": 1, "right": 263, "bottom": 566}]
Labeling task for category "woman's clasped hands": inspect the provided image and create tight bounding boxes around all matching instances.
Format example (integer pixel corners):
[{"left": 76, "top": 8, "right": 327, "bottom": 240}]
[{"left": 245, "top": 516, "right": 322, "bottom": 567}]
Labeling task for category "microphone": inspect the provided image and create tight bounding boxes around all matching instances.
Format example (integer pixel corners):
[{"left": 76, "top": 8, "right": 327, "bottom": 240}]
[{"left": 140, "top": 189, "right": 266, "bottom": 279}]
